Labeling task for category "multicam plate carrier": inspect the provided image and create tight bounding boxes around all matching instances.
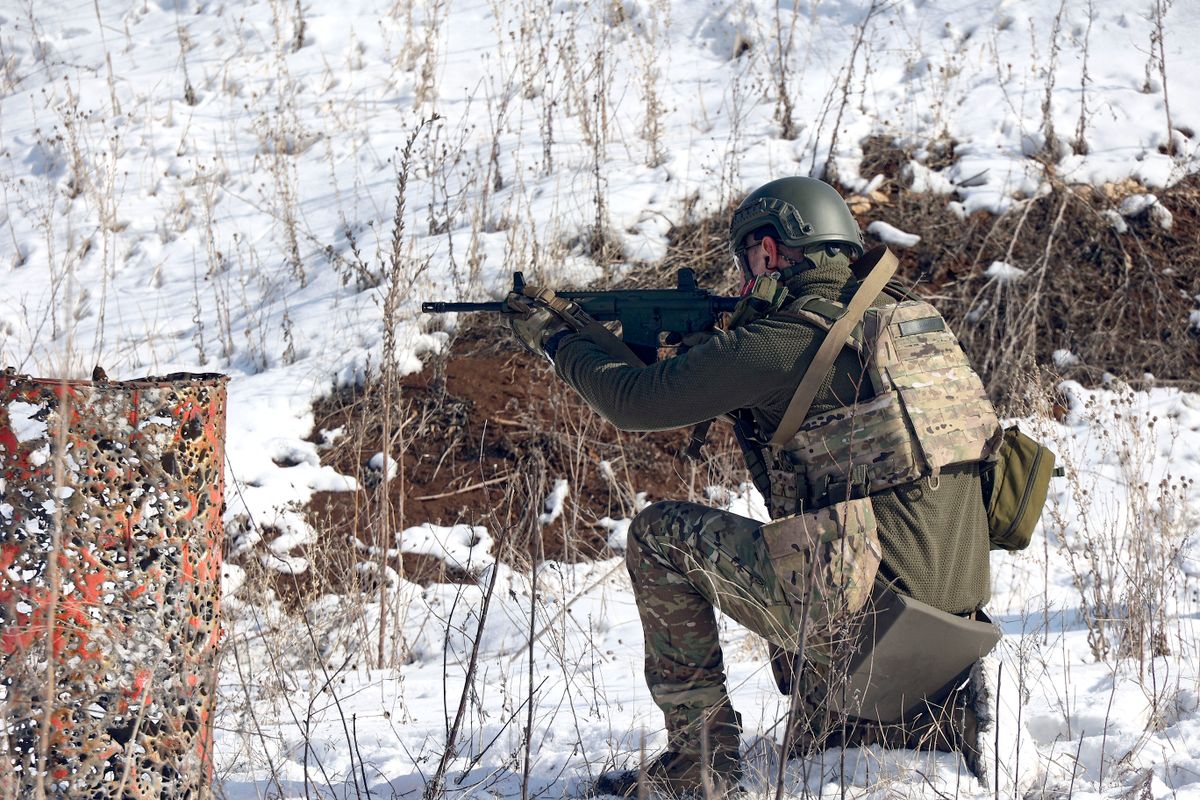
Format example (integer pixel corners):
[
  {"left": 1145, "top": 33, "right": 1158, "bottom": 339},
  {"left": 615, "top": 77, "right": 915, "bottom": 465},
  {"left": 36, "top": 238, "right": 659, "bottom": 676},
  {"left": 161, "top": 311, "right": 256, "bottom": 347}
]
[{"left": 767, "top": 295, "right": 1002, "bottom": 517}]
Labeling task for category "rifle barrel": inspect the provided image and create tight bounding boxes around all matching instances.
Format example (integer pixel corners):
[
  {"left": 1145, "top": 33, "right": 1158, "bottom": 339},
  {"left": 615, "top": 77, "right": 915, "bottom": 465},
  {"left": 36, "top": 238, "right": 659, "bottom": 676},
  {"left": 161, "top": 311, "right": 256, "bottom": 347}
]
[{"left": 421, "top": 301, "right": 506, "bottom": 313}]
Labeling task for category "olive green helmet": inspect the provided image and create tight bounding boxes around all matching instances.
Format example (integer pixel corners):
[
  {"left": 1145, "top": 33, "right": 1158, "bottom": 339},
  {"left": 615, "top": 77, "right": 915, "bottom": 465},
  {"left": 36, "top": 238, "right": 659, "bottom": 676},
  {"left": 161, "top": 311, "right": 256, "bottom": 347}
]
[{"left": 729, "top": 177, "right": 865, "bottom": 271}]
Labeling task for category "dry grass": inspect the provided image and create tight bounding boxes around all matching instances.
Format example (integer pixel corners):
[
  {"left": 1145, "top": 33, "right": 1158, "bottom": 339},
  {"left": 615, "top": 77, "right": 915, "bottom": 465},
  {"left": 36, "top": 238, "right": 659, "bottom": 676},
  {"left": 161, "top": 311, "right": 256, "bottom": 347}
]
[{"left": 853, "top": 136, "right": 1200, "bottom": 409}]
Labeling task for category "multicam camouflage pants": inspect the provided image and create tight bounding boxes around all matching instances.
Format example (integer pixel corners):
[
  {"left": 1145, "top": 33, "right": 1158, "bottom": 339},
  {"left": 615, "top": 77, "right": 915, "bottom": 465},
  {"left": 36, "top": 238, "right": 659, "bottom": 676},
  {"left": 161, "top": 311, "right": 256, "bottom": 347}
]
[
  {"left": 626, "top": 501, "right": 805, "bottom": 746},
  {"left": 626, "top": 500, "right": 973, "bottom": 757}
]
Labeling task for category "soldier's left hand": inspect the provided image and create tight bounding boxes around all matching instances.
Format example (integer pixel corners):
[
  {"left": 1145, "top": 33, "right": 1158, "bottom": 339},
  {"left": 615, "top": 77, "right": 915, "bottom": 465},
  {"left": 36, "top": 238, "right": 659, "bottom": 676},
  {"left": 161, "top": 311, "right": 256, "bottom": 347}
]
[{"left": 503, "top": 290, "right": 571, "bottom": 359}]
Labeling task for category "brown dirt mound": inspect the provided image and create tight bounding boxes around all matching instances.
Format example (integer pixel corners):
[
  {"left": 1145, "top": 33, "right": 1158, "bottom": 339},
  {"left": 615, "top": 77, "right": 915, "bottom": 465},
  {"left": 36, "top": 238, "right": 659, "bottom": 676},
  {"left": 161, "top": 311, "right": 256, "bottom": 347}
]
[
  {"left": 854, "top": 136, "right": 1200, "bottom": 406},
  {"left": 244, "top": 320, "right": 744, "bottom": 607}
]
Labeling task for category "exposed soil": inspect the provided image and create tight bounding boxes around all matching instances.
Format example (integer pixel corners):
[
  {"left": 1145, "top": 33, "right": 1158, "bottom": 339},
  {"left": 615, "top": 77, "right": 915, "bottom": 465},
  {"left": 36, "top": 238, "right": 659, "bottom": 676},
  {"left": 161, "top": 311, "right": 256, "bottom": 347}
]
[{"left": 243, "top": 319, "right": 743, "bottom": 607}]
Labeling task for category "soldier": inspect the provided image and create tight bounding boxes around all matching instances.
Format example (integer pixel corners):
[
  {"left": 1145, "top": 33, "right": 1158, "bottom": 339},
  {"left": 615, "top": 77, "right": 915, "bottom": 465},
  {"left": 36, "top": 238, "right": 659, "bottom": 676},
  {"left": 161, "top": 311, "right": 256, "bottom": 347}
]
[{"left": 506, "top": 177, "right": 1024, "bottom": 797}]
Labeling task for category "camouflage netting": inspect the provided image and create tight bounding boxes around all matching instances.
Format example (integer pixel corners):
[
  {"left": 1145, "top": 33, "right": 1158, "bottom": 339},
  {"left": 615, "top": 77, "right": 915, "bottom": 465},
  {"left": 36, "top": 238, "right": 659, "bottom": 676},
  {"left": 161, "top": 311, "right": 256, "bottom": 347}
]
[{"left": 0, "top": 369, "right": 227, "bottom": 800}]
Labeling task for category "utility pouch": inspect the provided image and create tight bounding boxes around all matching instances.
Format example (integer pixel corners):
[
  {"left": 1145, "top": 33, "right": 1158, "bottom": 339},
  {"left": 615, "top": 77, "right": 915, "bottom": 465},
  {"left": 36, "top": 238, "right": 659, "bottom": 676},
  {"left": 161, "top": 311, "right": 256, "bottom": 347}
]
[
  {"left": 827, "top": 583, "right": 1000, "bottom": 723},
  {"left": 981, "top": 425, "right": 1058, "bottom": 552},
  {"left": 760, "top": 497, "right": 881, "bottom": 633}
]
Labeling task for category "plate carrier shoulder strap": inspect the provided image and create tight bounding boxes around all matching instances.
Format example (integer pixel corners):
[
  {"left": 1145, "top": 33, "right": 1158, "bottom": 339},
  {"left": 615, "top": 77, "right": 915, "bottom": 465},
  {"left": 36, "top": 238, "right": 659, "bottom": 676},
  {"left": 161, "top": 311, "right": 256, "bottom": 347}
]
[{"left": 770, "top": 246, "right": 899, "bottom": 446}]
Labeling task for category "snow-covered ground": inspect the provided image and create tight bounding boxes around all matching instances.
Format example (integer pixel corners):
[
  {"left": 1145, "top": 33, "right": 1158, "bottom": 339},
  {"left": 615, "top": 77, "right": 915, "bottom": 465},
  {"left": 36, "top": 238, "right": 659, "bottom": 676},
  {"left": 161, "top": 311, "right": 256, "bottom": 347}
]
[
  {"left": 215, "top": 382, "right": 1200, "bottom": 799},
  {"left": 2, "top": 0, "right": 1200, "bottom": 797}
]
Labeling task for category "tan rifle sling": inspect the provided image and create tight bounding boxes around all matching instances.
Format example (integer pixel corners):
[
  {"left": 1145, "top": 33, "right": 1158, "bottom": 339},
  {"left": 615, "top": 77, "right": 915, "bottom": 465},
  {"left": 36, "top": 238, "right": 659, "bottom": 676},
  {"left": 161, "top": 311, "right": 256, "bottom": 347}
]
[{"left": 769, "top": 246, "right": 899, "bottom": 447}]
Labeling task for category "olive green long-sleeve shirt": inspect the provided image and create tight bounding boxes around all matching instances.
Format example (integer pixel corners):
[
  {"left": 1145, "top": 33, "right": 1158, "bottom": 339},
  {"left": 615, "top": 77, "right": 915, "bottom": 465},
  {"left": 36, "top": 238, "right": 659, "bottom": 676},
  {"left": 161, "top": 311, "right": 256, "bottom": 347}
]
[{"left": 552, "top": 252, "right": 991, "bottom": 614}]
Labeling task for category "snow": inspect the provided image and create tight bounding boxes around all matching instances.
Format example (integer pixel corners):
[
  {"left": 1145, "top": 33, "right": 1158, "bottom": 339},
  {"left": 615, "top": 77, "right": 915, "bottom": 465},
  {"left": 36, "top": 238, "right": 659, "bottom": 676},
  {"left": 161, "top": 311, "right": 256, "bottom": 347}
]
[
  {"left": 6, "top": 401, "right": 46, "bottom": 442},
  {"left": 902, "top": 161, "right": 955, "bottom": 195},
  {"left": 538, "top": 478, "right": 570, "bottom": 526},
  {"left": 259, "top": 550, "right": 310, "bottom": 575},
  {"left": 984, "top": 260, "right": 1028, "bottom": 284},
  {"left": 398, "top": 523, "right": 495, "bottom": 572},
  {"left": 1, "top": 0, "right": 1200, "bottom": 797},
  {"left": 221, "top": 563, "right": 246, "bottom": 600},
  {"left": 1053, "top": 349, "right": 1080, "bottom": 368},
  {"left": 367, "top": 451, "right": 398, "bottom": 481},
  {"left": 598, "top": 516, "right": 631, "bottom": 552},
  {"left": 1120, "top": 193, "right": 1175, "bottom": 229},
  {"left": 865, "top": 220, "right": 921, "bottom": 249},
  {"left": 1103, "top": 208, "right": 1130, "bottom": 233},
  {"left": 216, "top": 383, "right": 1200, "bottom": 796},
  {"left": 1120, "top": 193, "right": 1161, "bottom": 217},
  {"left": 267, "top": 512, "right": 320, "bottom": 555}
]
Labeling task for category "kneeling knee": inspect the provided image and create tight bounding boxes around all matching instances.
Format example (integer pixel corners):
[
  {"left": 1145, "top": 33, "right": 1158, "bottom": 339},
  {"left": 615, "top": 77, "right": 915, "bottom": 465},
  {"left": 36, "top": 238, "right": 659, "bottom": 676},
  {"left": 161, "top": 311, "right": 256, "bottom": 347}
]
[{"left": 628, "top": 500, "right": 678, "bottom": 548}]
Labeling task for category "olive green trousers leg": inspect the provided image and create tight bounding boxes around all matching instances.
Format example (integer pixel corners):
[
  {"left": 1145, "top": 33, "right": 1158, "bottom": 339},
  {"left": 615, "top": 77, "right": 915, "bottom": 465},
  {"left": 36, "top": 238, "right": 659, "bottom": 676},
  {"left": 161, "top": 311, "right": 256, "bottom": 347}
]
[{"left": 626, "top": 501, "right": 802, "bottom": 751}]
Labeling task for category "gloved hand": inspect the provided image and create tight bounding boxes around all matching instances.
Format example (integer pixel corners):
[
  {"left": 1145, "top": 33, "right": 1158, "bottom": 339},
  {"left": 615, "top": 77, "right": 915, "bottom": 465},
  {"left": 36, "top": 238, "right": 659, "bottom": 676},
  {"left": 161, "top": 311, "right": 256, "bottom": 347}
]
[{"left": 504, "top": 289, "right": 571, "bottom": 359}]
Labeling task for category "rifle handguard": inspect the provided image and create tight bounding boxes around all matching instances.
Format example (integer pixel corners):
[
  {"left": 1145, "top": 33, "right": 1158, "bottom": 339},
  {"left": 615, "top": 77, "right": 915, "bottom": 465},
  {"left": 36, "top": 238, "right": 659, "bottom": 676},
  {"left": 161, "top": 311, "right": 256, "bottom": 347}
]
[
  {"left": 524, "top": 286, "right": 586, "bottom": 330},
  {"left": 522, "top": 286, "right": 645, "bottom": 367}
]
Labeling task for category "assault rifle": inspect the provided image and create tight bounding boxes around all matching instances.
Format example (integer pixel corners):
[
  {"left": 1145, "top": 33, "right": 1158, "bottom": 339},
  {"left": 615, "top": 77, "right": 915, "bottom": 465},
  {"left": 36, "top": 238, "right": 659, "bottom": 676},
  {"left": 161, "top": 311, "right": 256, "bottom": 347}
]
[{"left": 422, "top": 268, "right": 739, "bottom": 364}]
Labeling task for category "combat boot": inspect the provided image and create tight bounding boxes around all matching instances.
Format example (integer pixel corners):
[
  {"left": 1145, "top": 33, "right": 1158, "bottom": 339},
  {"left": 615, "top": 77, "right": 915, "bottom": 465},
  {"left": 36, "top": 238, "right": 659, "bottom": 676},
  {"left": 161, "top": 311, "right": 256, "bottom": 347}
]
[{"left": 591, "top": 704, "right": 744, "bottom": 798}]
